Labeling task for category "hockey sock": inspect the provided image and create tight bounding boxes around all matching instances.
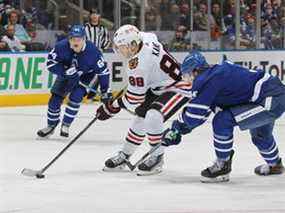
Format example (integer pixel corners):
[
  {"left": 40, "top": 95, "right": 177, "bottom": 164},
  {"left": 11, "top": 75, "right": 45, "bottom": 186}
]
[
  {"left": 145, "top": 109, "right": 165, "bottom": 156},
  {"left": 47, "top": 94, "right": 63, "bottom": 127},
  {"left": 258, "top": 141, "right": 280, "bottom": 165},
  {"left": 62, "top": 100, "right": 80, "bottom": 126},
  {"left": 214, "top": 134, "right": 233, "bottom": 161},
  {"left": 250, "top": 123, "right": 280, "bottom": 165},
  {"left": 62, "top": 86, "right": 86, "bottom": 126},
  {"left": 123, "top": 117, "right": 146, "bottom": 155}
]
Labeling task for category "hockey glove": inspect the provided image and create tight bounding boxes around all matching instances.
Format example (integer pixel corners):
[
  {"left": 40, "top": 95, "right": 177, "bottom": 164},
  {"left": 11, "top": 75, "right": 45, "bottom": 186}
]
[
  {"left": 96, "top": 100, "right": 121, "bottom": 121},
  {"left": 100, "top": 91, "right": 113, "bottom": 104},
  {"left": 162, "top": 128, "right": 182, "bottom": 146},
  {"left": 162, "top": 120, "right": 192, "bottom": 146},
  {"left": 64, "top": 66, "right": 82, "bottom": 79}
]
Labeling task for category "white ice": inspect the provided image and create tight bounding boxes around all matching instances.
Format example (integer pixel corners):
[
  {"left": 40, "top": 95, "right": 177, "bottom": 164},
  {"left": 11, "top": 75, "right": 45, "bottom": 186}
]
[{"left": 0, "top": 105, "right": 285, "bottom": 213}]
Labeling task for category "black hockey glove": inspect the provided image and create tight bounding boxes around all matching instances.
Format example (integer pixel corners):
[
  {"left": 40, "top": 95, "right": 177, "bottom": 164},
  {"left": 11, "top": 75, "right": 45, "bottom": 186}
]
[
  {"left": 162, "top": 120, "right": 191, "bottom": 146},
  {"left": 96, "top": 100, "right": 121, "bottom": 121},
  {"left": 162, "top": 128, "right": 182, "bottom": 146}
]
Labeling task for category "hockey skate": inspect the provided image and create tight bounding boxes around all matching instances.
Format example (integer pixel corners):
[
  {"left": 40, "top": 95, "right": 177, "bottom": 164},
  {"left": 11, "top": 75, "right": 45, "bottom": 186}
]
[
  {"left": 200, "top": 150, "right": 234, "bottom": 183},
  {"left": 37, "top": 125, "right": 57, "bottom": 139},
  {"left": 137, "top": 153, "right": 164, "bottom": 176},
  {"left": 254, "top": 158, "right": 285, "bottom": 176},
  {"left": 60, "top": 124, "right": 69, "bottom": 137},
  {"left": 103, "top": 151, "right": 130, "bottom": 172}
]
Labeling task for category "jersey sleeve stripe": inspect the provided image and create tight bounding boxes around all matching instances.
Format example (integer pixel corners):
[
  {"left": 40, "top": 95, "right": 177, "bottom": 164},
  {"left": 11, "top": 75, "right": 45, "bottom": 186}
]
[
  {"left": 188, "top": 103, "right": 210, "bottom": 110},
  {"left": 161, "top": 94, "right": 183, "bottom": 114},
  {"left": 185, "top": 111, "right": 208, "bottom": 120}
]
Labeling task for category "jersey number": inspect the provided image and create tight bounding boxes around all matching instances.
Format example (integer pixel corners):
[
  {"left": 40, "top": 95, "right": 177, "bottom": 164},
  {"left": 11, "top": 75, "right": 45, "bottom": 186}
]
[
  {"left": 160, "top": 54, "right": 181, "bottom": 81},
  {"left": 129, "top": 76, "right": 144, "bottom": 87}
]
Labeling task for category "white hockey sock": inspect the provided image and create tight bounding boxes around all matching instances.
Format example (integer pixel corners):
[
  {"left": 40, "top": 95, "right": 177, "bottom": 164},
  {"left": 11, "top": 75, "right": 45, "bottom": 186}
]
[
  {"left": 145, "top": 109, "right": 165, "bottom": 156},
  {"left": 122, "top": 141, "right": 139, "bottom": 156}
]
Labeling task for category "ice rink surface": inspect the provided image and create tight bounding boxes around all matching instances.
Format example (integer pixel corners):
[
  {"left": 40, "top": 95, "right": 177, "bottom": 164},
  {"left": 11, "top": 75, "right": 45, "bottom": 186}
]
[{"left": 1, "top": 105, "right": 285, "bottom": 213}]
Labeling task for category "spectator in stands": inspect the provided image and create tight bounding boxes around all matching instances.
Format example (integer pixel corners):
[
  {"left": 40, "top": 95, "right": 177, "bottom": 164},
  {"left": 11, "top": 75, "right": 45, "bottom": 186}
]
[
  {"left": 178, "top": 3, "right": 191, "bottom": 29},
  {"left": 1, "top": 24, "right": 25, "bottom": 51},
  {"left": 193, "top": 2, "right": 208, "bottom": 31},
  {"left": 0, "top": 1, "right": 9, "bottom": 26},
  {"left": 0, "top": 12, "right": 4, "bottom": 36},
  {"left": 145, "top": 6, "right": 161, "bottom": 31},
  {"left": 212, "top": 2, "right": 222, "bottom": 27},
  {"left": 209, "top": 2, "right": 222, "bottom": 41},
  {"left": 221, "top": 14, "right": 235, "bottom": 49},
  {"left": 85, "top": 8, "right": 110, "bottom": 52},
  {"left": 261, "top": 18, "right": 274, "bottom": 49},
  {"left": 160, "top": 2, "right": 180, "bottom": 30},
  {"left": 169, "top": 25, "right": 191, "bottom": 51},
  {"left": 241, "top": 15, "right": 256, "bottom": 48},
  {"left": 6, "top": 10, "right": 31, "bottom": 42},
  {"left": 0, "top": 11, "right": 8, "bottom": 51}
]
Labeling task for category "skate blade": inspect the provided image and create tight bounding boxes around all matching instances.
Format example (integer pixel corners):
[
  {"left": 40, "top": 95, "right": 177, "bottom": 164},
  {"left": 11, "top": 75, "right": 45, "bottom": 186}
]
[
  {"left": 102, "top": 165, "right": 128, "bottom": 172},
  {"left": 200, "top": 174, "right": 230, "bottom": 183},
  {"left": 137, "top": 167, "right": 162, "bottom": 176}
]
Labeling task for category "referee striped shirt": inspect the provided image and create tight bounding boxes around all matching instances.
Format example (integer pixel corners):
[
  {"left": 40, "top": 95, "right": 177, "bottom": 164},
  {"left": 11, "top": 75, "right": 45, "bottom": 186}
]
[{"left": 85, "top": 23, "right": 110, "bottom": 51}]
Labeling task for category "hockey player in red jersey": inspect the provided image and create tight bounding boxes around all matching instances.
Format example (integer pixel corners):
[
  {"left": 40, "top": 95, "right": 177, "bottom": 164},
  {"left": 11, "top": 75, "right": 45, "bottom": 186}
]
[{"left": 96, "top": 25, "right": 191, "bottom": 175}]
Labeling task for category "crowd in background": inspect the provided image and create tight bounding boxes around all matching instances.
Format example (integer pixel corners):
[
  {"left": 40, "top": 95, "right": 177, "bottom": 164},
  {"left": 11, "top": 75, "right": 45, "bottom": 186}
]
[
  {"left": 144, "top": 0, "right": 285, "bottom": 50},
  {"left": 0, "top": 0, "right": 285, "bottom": 52},
  {"left": 0, "top": 0, "right": 55, "bottom": 51}
]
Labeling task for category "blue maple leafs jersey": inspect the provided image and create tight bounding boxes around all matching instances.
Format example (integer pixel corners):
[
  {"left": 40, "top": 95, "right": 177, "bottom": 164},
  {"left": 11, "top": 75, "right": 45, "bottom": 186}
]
[
  {"left": 46, "top": 39, "right": 110, "bottom": 93},
  {"left": 178, "top": 60, "right": 285, "bottom": 130}
]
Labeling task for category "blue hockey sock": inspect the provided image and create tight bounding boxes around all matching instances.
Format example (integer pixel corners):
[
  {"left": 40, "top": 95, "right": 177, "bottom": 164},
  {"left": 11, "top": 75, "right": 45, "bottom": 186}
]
[
  {"left": 47, "top": 94, "right": 63, "bottom": 127},
  {"left": 62, "top": 100, "right": 80, "bottom": 126},
  {"left": 213, "top": 134, "right": 233, "bottom": 161}
]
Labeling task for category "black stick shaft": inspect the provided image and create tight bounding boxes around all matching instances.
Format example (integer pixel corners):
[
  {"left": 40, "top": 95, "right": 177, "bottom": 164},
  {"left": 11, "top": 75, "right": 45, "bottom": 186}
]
[{"left": 40, "top": 116, "right": 98, "bottom": 173}]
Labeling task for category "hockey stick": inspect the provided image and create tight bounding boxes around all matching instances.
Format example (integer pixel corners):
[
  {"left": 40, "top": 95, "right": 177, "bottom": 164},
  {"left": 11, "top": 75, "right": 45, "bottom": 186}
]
[
  {"left": 21, "top": 88, "right": 126, "bottom": 178},
  {"left": 124, "top": 144, "right": 162, "bottom": 171}
]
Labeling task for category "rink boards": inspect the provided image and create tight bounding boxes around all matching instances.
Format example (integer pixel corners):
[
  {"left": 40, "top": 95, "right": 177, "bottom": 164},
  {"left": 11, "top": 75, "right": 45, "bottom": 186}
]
[{"left": 0, "top": 50, "right": 285, "bottom": 106}]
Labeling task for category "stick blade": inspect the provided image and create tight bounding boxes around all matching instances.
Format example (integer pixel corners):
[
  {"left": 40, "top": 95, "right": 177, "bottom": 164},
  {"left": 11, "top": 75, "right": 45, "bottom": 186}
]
[{"left": 21, "top": 168, "right": 43, "bottom": 178}]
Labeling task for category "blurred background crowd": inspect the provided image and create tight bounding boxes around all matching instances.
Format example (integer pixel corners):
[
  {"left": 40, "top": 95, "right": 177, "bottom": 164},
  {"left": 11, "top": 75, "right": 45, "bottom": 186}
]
[{"left": 0, "top": 0, "right": 285, "bottom": 52}]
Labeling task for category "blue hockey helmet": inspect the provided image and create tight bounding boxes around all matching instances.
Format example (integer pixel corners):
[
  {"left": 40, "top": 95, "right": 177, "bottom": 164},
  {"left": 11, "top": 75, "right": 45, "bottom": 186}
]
[
  {"left": 69, "top": 25, "right": 86, "bottom": 38},
  {"left": 181, "top": 51, "right": 208, "bottom": 75}
]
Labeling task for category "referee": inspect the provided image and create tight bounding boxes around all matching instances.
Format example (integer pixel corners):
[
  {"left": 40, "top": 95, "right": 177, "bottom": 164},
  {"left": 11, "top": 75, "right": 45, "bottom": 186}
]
[
  {"left": 85, "top": 8, "right": 111, "bottom": 101},
  {"left": 85, "top": 8, "right": 110, "bottom": 52}
]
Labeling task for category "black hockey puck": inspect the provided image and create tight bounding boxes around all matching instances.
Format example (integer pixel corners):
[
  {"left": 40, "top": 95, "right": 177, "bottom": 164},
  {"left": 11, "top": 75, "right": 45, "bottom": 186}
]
[{"left": 36, "top": 173, "right": 45, "bottom": 179}]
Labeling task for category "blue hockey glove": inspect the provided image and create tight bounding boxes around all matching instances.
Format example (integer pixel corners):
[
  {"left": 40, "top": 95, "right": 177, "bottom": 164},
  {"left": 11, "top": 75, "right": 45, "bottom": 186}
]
[{"left": 64, "top": 66, "right": 82, "bottom": 79}]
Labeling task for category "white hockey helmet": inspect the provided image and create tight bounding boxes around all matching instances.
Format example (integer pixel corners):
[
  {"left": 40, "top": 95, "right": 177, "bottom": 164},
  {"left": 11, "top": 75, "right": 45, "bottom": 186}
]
[{"left": 113, "top": 24, "right": 142, "bottom": 58}]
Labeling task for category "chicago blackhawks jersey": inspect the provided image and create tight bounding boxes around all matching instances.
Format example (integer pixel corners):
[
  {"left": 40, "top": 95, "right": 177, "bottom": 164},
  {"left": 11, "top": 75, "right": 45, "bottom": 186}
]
[{"left": 118, "top": 32, "right": 186, "bottom": 112}]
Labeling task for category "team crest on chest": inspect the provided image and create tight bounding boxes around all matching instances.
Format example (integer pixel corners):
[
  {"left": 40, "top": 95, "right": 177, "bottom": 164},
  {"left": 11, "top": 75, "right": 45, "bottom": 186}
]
[{"left": 129, "top": 57, "right": 139, "bottom": 69}]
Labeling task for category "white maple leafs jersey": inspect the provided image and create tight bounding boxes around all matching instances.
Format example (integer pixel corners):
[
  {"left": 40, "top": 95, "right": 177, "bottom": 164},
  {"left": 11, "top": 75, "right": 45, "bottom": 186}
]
[{"left": 120, "top": 32, "right": 183, "bottom": 112}]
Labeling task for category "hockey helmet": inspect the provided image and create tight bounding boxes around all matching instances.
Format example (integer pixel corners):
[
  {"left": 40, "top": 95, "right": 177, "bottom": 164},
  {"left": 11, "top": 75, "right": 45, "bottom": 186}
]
[
  {"left": 69, "top": 25, "right": 86, "bottom": 53},
  {"left": 113, "top": 24, "right": 142, "bottom": 58},
  {"left": 181, "top": 50, "right": 208, "bottom": 76},
  {"left": 69, "top": 25, "right": 86, "bottom": 38}
]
